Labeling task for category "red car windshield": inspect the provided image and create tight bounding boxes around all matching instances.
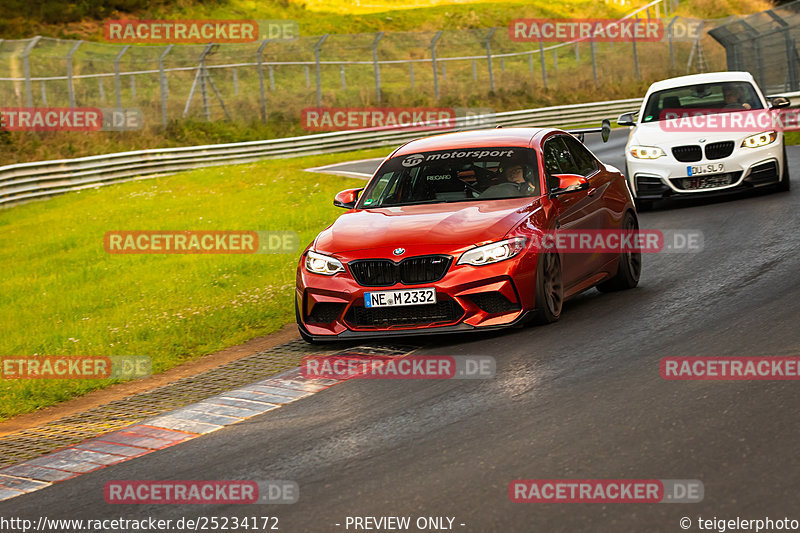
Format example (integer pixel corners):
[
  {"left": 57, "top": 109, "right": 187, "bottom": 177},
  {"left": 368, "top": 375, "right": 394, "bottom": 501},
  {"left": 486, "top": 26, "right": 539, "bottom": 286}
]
[{"left": 358, "top": 147, "right": 540, "bottom": 208}]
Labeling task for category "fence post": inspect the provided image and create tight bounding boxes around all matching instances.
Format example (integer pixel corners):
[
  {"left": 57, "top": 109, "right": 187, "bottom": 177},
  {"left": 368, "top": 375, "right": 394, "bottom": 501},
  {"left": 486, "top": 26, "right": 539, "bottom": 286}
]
[
  {"left": 99, "top": 78, "right": 106, "bottom": 103},
  {"left": 158, "top": 44, "right": 172, "bottom": 127},
  {"left": 529, "top": 52, "right": 534, "bottom": 72},
  {"left": 632, "top": 34, "right": 641, "bottom": 80},
  {"left": 484, "top": 28, "right": 496, "bottom": 92},
  {"left": 66, "top": 40, "right": 82, "bottom": 108},
  {"left": 304, "top": 65, "right": 310, "bottom": 88},
  {"left": 22, "top": 36, "right": 41, "bottom": 107},
  {"left": 431, "top": 31, "right": 443, "bottom": 100},
  {"left": 257, "top": 39, "right": 269, "bottom": 122},
  {"left": 539, "top": 39, "right": 547, "bottom": 88},
  {"left": 473, "top": 59, "right": 478, "bottom": 80},
  {"left": 114, "top": 44, "right": 130, "bottom": 109},
  {"left": 314, "top": 35, "right": 328, "bottom": 107},
  {"left": 233, "top": 67, "right": 238, "bottom": 96},
  {"left": 590, "top": 23, "right": 598, "bottom": 87},
  {"left": 668, "top": 17, "right": 677, "bottom": 70},
  {"left": 575, "top": 42, "right": 579, "bottom": 62},
  {"left": 410, "top": 63, "right": 415, "bottom": 89},
  {"left": 553, "top": 49, "right": 558, "bottom": 71},
  {"left": 340, "top": 65, "right": 346, "bottom": 91},
  {"left": 130, "top": 74, "right": 136, "bottom": 99},
  {"left": 199, "top": 44, "right": 213, "bottom": 121},
  {"left": 372, "top": 32, "right": 383, "bottom": 104},
  {"left": 269, "top": 66, "right": 275, "bottom": 90},
  {"left": 41, "top": 81, "right": 47, "bottom": 105}
]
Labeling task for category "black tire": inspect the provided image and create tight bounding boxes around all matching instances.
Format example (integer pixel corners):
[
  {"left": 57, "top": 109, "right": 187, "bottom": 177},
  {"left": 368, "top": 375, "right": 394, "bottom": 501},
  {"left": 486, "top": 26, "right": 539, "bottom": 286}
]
[
  {"left": 777, "top": 145, "right": 791, "bottom": 192},
  {"left": 597, "top": 212, "right": 641, "bottom": 293},
  {"left": 295, "top": 298, "right": 323, "bottom": 345},
  {"left": 532, "top": 252, "right": 563, "bottom": 324}
]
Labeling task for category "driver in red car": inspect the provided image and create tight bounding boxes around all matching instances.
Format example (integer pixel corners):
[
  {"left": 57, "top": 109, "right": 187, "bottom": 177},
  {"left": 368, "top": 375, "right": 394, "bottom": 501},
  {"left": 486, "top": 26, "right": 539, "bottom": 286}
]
[{"left": 481, "top": 162, "right": 537, "bottom": 198}]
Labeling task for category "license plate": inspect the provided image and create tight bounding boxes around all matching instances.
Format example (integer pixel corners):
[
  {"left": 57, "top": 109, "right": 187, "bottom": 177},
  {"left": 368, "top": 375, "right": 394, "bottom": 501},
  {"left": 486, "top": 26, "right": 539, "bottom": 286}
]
[
  {"left": 364, "top": 288, "right": 437, "bottom": 308},
  {"left": 687, "top": 163, "right": 724, "bottom": 176},
  {"left": 683, "top": 174, "right": 733, "bottom": 190}
]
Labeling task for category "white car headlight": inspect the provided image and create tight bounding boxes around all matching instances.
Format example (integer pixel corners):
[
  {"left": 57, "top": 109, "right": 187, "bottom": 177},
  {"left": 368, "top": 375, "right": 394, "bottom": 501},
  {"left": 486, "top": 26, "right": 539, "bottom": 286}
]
[
  {"left": 305, "top": 251, "right": 345, "bottom": 275},
  {"left": 457, "top": 237, "right": 527, "bottom": 266},
  {"left": 741, "top": 131, "right": 777, "bottom": 148},
  {"left": 630, "top": 145, "right": 666, "bottom": 159}
]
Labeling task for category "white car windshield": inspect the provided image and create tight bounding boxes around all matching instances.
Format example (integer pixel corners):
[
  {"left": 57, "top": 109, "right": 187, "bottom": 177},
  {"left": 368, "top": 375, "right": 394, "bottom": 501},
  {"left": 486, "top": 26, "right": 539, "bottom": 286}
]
[{"left": 641, "top": 81, "right": 763, "bottom": 122}]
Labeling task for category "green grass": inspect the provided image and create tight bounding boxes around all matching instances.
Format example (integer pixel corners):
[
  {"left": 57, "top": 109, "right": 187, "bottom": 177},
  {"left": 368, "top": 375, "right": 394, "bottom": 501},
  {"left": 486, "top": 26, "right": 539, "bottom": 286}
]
[{"left": 0, "top": 147, "right": 386, "bottom": 421}]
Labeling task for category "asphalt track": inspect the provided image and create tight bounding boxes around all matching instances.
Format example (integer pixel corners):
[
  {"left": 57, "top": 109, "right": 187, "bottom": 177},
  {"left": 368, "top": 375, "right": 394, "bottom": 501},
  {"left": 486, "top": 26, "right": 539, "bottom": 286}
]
[{"left": 4, "top": 131, "right": 800, "bottom": 532}]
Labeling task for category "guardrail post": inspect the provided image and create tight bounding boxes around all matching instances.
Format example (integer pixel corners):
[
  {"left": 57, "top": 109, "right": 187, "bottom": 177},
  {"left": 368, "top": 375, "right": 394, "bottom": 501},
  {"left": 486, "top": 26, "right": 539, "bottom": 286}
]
[
  {"left": 66, "top": 40, "right": 82, "bottom": 108},
  {"left": 539, "top": 39, "right": 547, "bottom": 88},
  {"left": 314, "top": 35, "right": 328, "bottom": 107},
  {"left": 23, "top": 36, "right": 41, "bottom": 107},
  {"left": 372, "top": 32, "right": 383, "bottom": 104},
  {"left": 114, "top": 44, "right": 130, "bottom": 109},
  {"left": 159, "top": 44, "right": 173, "bottom": 128},
  {"left": 484, "top": 28, "right": 496, "bottom": 92},
  {"left": 431, "top": 31, "right": 443, "bottom": 100},
  {"left": 257, "top": 39, "right": 269, "bottom": 122}
]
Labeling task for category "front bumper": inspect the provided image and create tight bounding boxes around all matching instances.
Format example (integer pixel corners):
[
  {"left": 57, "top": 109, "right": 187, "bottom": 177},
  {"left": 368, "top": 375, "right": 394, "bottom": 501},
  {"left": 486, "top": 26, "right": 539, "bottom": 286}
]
[
  {"left": 296, "top": 245, "right": 539, "bottom": 340},
  {"left": 627, "top": 141, "right": 785, "bottom": 200}
]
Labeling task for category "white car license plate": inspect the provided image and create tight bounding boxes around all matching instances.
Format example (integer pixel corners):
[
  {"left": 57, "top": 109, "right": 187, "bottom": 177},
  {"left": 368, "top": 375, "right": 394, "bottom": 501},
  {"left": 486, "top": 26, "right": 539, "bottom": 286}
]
[
  {"left": 364, "top": 288, "right": 437, "bottom": 308},
  {"left": 687, "top": 163, "right": 724, "bottom": 176}
]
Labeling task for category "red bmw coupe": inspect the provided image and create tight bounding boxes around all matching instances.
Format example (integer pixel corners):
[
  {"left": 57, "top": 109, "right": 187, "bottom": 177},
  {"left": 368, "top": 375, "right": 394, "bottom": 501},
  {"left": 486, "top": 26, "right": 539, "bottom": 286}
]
[{"left": 296, "top": 126, "right": 640, "bottom": 342}]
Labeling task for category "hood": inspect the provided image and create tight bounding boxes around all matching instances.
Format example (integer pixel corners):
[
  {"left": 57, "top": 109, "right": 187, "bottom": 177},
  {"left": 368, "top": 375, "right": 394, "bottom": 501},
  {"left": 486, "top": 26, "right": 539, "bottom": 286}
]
[
  {"left": 315, "top": 198, "right": 540, "bottom": 254},
  {"left": 630, "top": 119, "right": 757, "bottom": 147}
]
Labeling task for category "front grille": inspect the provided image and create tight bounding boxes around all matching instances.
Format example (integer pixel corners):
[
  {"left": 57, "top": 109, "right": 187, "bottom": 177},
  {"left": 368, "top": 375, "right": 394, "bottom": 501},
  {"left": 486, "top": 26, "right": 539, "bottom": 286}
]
[
  {"left": 348, "top": 255, "right": 452, "bottom": 287},
  {"left": 307, "top": 302, "right": 346, "bottom": 324},
  {"left": 746, "top": 161, "right": 779, "bottom": 185},
  {"left": 704, "top": 141, "right": 734, "bottom": 160},
  {"left": 468, "top": 292, "right": 521, "bottom": 314},
  {"left": 672, "top": 145, "right": 702, "bottom": 162},
  {"left": 346, "top": 299, "right": 464, "bottom": 328}
]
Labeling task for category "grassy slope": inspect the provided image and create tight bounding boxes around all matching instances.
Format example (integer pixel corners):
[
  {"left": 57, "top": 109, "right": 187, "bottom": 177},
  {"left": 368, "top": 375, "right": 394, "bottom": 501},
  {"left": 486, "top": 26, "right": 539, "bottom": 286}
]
[{"left": 0, "top": 147, "right": 385, "bottom": 420}]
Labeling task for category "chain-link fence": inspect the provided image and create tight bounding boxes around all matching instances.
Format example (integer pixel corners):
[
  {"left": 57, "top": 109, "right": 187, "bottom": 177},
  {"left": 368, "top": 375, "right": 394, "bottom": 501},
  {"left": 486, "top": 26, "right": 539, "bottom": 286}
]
[
  {"left": 709, "top": 0, "right": 800, "bottom": 93},
  {"left": 0, "top": 0, "right": 749, "bottom": 131}
]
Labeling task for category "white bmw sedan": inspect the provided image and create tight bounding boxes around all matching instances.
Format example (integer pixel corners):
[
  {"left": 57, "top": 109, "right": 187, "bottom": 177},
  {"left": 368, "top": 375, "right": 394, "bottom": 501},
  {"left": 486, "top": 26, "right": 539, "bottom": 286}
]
[{"left": 619, "top": 71, "right": 791, "bottom": 209}]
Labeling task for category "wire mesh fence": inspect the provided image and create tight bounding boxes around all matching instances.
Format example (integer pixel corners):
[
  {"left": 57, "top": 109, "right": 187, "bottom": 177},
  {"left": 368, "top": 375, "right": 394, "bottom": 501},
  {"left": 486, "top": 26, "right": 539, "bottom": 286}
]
[{"left": 0, "top": 2, "right": 756, "bottom": 132}]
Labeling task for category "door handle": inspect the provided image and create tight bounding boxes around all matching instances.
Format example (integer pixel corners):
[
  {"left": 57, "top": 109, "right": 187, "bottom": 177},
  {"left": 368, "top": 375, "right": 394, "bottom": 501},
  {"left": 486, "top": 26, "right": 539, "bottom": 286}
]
[{"left": 587, "top": 187, "right": 598, "bottom": 197}]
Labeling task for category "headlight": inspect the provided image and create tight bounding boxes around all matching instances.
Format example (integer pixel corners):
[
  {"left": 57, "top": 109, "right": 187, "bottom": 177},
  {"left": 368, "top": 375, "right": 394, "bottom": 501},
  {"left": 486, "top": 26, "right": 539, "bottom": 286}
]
[
  {"left": 630, "top": 145, "right": 666, "bottom": 159},
  {"left": 305, "top": 251, "right": 345, "bottom": 275},
  {"left": 457, "top": 237, "right": 527, "bottom": 266},
  {"left": 741, "top": 131, "right": 777, "bottom": 148}
]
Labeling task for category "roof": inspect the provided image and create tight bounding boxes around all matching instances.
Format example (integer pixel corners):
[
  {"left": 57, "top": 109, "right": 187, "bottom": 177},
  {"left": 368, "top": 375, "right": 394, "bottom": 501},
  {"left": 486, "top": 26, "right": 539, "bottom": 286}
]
[
  {"left": 391, "top": 127, "right": 550, "bottom": 157},
  {"left": 645, "top": 71, "right": 756, "bottom": 94}
]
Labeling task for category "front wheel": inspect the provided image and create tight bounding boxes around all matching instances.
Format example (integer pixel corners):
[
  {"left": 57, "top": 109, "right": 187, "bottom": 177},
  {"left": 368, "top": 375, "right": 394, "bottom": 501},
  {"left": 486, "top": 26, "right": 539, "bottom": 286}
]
[
  {"left": 532, "top": 252, "right": 563, "bottom": 324},
  {"left": 597, "top": 212, "right": 641, "bottom": 292}
]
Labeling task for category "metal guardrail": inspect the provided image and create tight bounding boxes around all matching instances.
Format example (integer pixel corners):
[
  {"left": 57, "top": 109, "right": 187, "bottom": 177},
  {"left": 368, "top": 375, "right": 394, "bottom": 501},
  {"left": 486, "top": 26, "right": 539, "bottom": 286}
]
[
  {"left": 0, "top": 97, "right": 644, "bottom": 206},
  {"left": 4, "top": 89, "right": 799, "bottom": 207}
]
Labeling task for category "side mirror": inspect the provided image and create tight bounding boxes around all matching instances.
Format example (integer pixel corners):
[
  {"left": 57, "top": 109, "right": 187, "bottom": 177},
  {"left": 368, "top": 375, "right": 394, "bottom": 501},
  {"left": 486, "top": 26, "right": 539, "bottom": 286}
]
[
  {"left": 333, "top": 188, "right": 363, "bottom": 209},
  {"left": 550, "top": 174, "right": 590, "bottom": 196},
  {"left": 617, "top": 113, "right": 636, "bottom": 127},
  {"left": 601, "top": 118, "right": 611, "bottom": 143},
  {"left": 770, "top": 96, "right": 791, "bottom": 109}
]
